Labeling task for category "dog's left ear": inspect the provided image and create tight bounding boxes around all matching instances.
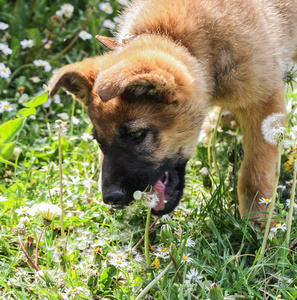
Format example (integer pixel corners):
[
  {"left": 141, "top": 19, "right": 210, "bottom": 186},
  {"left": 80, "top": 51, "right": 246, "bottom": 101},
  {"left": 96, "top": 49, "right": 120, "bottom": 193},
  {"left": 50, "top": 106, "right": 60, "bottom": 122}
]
[
  {"left": 49, "top": 58, "right": 99, "bottom": 106},
  {"left": 97, "top": 52, "right": 194, "bottom": 102}
]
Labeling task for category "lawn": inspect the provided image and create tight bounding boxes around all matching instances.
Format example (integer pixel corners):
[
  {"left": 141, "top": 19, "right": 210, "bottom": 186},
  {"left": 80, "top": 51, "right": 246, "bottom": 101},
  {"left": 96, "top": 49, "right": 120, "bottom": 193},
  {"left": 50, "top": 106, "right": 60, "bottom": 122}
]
[{"left": 0, "top": 1, "right": 297, "bottom": 299}]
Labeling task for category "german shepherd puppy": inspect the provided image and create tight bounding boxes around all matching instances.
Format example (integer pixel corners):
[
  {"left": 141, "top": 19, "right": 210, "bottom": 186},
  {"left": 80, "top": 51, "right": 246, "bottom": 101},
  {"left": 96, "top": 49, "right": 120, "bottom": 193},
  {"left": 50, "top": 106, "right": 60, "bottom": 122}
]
[{"left": 49, "top": 0, "right": 297, "bottom": 219}]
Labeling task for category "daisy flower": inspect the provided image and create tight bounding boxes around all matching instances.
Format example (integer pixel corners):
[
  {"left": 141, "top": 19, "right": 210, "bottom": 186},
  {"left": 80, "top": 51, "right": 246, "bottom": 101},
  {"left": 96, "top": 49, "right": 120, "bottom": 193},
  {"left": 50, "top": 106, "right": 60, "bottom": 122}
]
[
  {"left": 156, "top": 246, "right": 170, "bottom": 258},
  {"left": 99, "top": 3, "right": 113, "bottom": 14},
  {"left": 18, "top": 94, "right": 29, "bottom": 106},
  {"left": 184, "top": 268, "right": 203, "bottom": 285},
  {"left": 82, "top": 132, "right": 93, "bottom": 141},
  {"left": 261, "top": 113, "right": 286, "bottom": 145},
  {"left": 20, "top": 39, "right": 34, "bottom": 49},
  {"left": 0, "top": 43, "right": 12, "bottom": 55},
  {"left": 270, "top": 223, "right": 287, "bottom": 233},
  {"left": 57, "top": 113, "right": 69, "bottom": 120},
  {"left": 259, "top": 198, "right": 271, "bottom": 205},
  {"left": 56, "top": 3, "right": 74, "bottom": 18},
  {"left": 109, "top": 255, "right": 129, "bottom": 268},
  {"left": 79, "top": 30, "right": 92, "bottom": 40},
  {"left": 33, "top": 59, "right": 51, "bottom": 72},
  {"left": 15, "top": 206, "right": 30, "bottom": 216},
  {"left": 30, "top": 76, "right": 40, "bottom": 83},
  {"left": 72, "top": 116, "right": 79, "bottom": 125},
  {"left": 0, "top": 196, "right": 8, "bottom": 202},
  {"left": 54, "top": 95, "right": 61, "bottom": 104},
  {"left": 286, "top": 199, "right": 297, "bottom": 209},
  {"left": 0, "top": 100, "right": 13, "bottom": 112},
  {"left": 118, "top": 0, "right": 130, "bottom": 5},
  {"left": 180, "top": 237, "right": 196, "bottom": 248},
  {"left": 181, "top": 253, "right": 194, "bottom": 264},
  {"left": 0, "top": 22, "right": 9, "bottom": 30},
  {"left": 103, "top": 20, "right": 116, "bottom": 30},
  {"left": 0, "top": 63, "right": 11, "bottom": 79},
  {"left": 27, "top": 203, "right": 61, "bottom": 222}
]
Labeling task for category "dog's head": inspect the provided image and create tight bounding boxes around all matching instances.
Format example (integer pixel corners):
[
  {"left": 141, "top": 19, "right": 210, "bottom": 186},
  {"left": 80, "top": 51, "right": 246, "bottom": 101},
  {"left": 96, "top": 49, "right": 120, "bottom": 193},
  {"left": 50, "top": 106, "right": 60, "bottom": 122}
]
[{"left": 49, "top": 38, "right": 207, "bottom": 215}]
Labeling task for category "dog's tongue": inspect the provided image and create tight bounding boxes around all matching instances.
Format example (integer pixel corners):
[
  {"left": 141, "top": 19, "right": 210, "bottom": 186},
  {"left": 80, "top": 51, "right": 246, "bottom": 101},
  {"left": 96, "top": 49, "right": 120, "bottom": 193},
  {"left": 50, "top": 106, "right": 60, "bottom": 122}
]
[{"left": 152, "top": 179, "right": 167, "bottom": 211}]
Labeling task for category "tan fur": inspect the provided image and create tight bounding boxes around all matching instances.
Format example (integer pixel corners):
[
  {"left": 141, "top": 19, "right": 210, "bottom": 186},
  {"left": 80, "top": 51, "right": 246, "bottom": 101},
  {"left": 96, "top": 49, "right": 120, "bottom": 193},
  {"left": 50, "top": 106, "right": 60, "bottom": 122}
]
[{"left": 49, "top": 0, "right": 297, "bottom": 220}]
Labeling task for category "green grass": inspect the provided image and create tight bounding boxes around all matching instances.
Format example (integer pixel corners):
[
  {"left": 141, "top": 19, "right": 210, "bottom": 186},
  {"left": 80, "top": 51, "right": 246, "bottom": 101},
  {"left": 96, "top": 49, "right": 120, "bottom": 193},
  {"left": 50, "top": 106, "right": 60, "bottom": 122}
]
[{"left": 1, "top": 1, "right": 297, "bottom": 299}]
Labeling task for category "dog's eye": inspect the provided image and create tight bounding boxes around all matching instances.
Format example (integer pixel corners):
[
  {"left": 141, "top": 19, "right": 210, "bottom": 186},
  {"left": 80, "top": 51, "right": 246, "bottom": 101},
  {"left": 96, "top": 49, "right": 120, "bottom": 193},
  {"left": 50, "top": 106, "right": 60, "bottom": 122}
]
[{"left": 128, "top": 130, "right": 145, "bottom": 140}]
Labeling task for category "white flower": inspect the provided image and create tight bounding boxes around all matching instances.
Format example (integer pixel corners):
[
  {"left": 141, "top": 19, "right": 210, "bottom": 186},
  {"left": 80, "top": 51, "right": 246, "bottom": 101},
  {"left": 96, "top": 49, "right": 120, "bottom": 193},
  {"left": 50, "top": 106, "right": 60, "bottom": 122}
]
[
  {"left": 27, "top": 203, "right": 61, "bottom": 221},
  {"left": 57, "top": 113, "right": 69, "bottom": 120},
  {"left": 33, "top": 59, "right": 51, "bottom": 72},
  {"left": 0, "top": 196, "right": 8, "bottom": 202},
  {"left": 43, "top": 98, "right": 52, "bottom": 108},
  {"left": 103, "top": 20, "right": 116, "bottom": 30},
  {"left": 54, "top": 95, "right": 61, "bottom": 104},
  {"left": 30, "top": 76, "right": 40, "bottom": 83},
  {"left": 99, "top": 3, "right": 113, "bottom": 14},
  {"left": 19, "top": 216, "right": 30, "bottom": 225},
  {"left": 180, "top": 238, "right": 195, "bottom": 248},
  {"left": 113, "top": 17, "right": 121, "bottom": 23},
  {"left": 82, "top": 132, "right": 93, "bottom": 141},
  {"left": 0, "top": 43, "right": 12, "bottom": 55},
  {"left": 0, "top": 63, "right": 11, "bottom": 79},
  {"left": 0, "top": 22, "right": 9, "bottom": 30},
  {"left": 15, "top": 206, "right": 30, "bottom": 216},
  {"left": 43, "top": 84, "right": 50, "bottom": 91},
  {"left": 42, "top": 39, "right": 53, "bottom": 49},
  {"left": 56, "top": 3, "right": 74, "bottom": 18},
  {"left": 286, "top": 199, "right": 297, "bottom": 209},
  {"left": 20, "top": 39, "right": 34, "bottom": 49},
  {"left": 184, "top": 268, "right": 203, "bottom": 285},
  {"left": 259, "top": 198, "right": 271, "bottom": 206},
  {"left": 0, "top": 100, "right": 13, "bottom": 112},
  {"left": 156, "top": 246, "right": 170, "bottom": 258},
  {"left": 118, "top": 0, "right": 130, "bottom": 5},
  {"left": 181, "top": 253, "right": 194, "bottom": 264},
  {"left": 18, "top": 94, "right": 29, "bottom": 106},
  {"left": 270, "top": 223, "right": 287, "bottom": 233},
  {"left": 109, "top": 256, "right": 129, "bottom": 268},
  {"left": 72, "top": 116, "right": 79, "bottom": 125},
  {"left": 79, "top": 30, "right": 92, "bottom": 40},
  {"left": 261, "top": 113, "right": 286, "bottom": 145},
  {"left": 69, "top": 287, "right": 84, "bottom": 296}
]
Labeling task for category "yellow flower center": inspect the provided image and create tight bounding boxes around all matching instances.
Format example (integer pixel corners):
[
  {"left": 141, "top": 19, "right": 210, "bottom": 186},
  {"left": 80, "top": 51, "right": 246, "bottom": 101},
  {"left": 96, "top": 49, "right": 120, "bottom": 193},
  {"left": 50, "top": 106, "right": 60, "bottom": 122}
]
[
  {"left": 276, "top": 223, "right": 280, "bottom": 228},
  {"left": 72, "top": 288, "right": 77, "bottom": 293},
  {"left": 2, "top": 68, "right": 6, "bottom": 72},
  {"left": 39, "top": 62, "right": 44, "bottom": 66},
  {"left": 161, "top": 248, "right": 167, "bottom": 252},
  {"left": 115, "top": 260, "right": 122, "bottom": 265},
  {"left": 23, "top": 99, "right": 27, "bottom": 102},
  {"left": 4, "top": 104, "right": 9, "bottom": 108},
  {"left": 265, "top": 199, "right": 270, "bottom": 203},
  {"left": 183, "top": 256, "right": 188, "bottom": 260}
]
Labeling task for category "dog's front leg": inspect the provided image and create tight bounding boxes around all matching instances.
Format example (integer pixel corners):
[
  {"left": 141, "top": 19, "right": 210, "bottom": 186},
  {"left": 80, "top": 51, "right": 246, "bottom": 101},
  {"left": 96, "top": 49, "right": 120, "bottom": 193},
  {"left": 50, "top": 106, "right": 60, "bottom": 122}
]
[{"left": 235, "top": 87, "right": 286, "bottom": 221}]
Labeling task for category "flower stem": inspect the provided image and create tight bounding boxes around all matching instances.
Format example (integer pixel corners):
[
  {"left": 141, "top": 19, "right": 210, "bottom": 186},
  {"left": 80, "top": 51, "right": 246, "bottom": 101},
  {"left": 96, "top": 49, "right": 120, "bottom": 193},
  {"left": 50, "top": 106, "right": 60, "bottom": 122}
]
[
  {"left": 145, "top": 208, "right": 152, "bottom": 266},
  {"left": 256, "top": 142, "right": 282, "bottom": 266},
  {"left": 18, "top": 235, "right": 39, "bottom": 272},
  {"left": 58, "top": 132, "right": 65, "bottom": 239},
  {"left": 35, "top": 228, "right": 45, "bottom": 268},
  {"left": 286, "top": 158, "right": 297, "bottom": 245},
  {"left": 135, "top": 261, "right": 173, "bottom": 300}
]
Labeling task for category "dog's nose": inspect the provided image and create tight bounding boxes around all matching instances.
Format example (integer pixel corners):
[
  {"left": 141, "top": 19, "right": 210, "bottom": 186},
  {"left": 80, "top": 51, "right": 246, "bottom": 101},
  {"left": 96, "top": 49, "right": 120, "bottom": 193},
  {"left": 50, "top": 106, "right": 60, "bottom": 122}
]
[{"left": 103, "top": 190, "right": 125, "bottom": 206}]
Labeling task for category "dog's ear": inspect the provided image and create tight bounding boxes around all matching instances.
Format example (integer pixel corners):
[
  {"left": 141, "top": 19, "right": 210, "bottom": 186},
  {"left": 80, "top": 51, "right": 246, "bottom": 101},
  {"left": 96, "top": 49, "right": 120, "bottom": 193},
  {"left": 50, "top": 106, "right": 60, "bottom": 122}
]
[
  {"left": 97, "top": 53, "right": 194, "bottom": 102},
  {"left": 49, "top": 58, "right": 99, "bottom": 106}
]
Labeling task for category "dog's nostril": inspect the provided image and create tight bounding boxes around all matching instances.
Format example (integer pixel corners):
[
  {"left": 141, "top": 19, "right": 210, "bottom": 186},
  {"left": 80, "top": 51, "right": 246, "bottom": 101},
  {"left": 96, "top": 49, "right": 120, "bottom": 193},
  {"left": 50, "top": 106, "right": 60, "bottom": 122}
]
[{"left": 103, "top": 191, "right": 125, "bottom": 205}]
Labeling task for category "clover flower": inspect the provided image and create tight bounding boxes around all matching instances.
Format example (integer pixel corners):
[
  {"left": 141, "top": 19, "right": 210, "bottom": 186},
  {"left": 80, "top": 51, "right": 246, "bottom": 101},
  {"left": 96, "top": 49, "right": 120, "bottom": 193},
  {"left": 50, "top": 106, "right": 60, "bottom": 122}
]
[
  {"left": 261, "top": 113, "right": 286, "bottom": 145},
  {"left": 27, "top": 203, "right": 61, "bottom": 222},
  {"left": 20, "top": 39, "right": 34, "bottom": 49},
  {"left": 0, "top": 43, "right": 12, "bottom": 55},
  {"left": 270, "top": 223, "right": 287, "bottom": 233},
  {"left": 0, "top": 63, "right": 11, "bottom": 79},
  {"left": 259, "top": 197, "right": 271, "bottom": 205},
  {"left": 103, "top": 20, "right": 116, "bottom": 30},
  {"left": 79, "top": 30, "right": 92, "bottom": 40},
  {"left": 33, "top": 59, "right": 51, "bottom": 72},
  {"left": 0, "top": 22, "right": 9, "bottom": 30},
  {"left": 18, "top": 94, "right": 29, "bottom": 106},
  {"left": 99, "top": 3, "right": 113, "bottom": 14},
  {"left": 181, "top": 253, "right": 194, "bottom": 263}
]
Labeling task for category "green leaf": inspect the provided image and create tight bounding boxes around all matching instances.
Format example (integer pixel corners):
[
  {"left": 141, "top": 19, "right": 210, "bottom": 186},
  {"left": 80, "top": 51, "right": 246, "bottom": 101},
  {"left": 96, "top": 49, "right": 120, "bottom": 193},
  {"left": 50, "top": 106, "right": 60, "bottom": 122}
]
[
  {"left": 0, "top": 142, "right": 15, "bottom": 160},
  {"left": 17, "top": 107, "right": 36, "bottom": 118},
  {"left": 0, "top": 118, "right": 24, "bottom": 144},
  {"left": 0, "top": 157, "right": 19, "bottom": 168},
  {"left": 25, "top": 92, "right": 48, "bottom": 108}
]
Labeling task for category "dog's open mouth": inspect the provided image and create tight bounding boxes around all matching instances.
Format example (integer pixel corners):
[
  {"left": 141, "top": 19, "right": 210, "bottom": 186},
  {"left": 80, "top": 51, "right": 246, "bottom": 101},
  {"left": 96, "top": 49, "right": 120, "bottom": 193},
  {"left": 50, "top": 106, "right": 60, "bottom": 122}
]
[{"left": 151, "top": 171, "right": 170, "bottom": 211}]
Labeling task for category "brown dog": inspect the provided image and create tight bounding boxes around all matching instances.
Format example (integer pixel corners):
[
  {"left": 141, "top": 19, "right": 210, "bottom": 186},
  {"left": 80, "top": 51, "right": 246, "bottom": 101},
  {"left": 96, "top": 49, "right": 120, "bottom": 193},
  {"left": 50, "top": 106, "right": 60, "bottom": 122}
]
[{"left": 49, "top": 0, "right": 297, "bottom": 220}]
